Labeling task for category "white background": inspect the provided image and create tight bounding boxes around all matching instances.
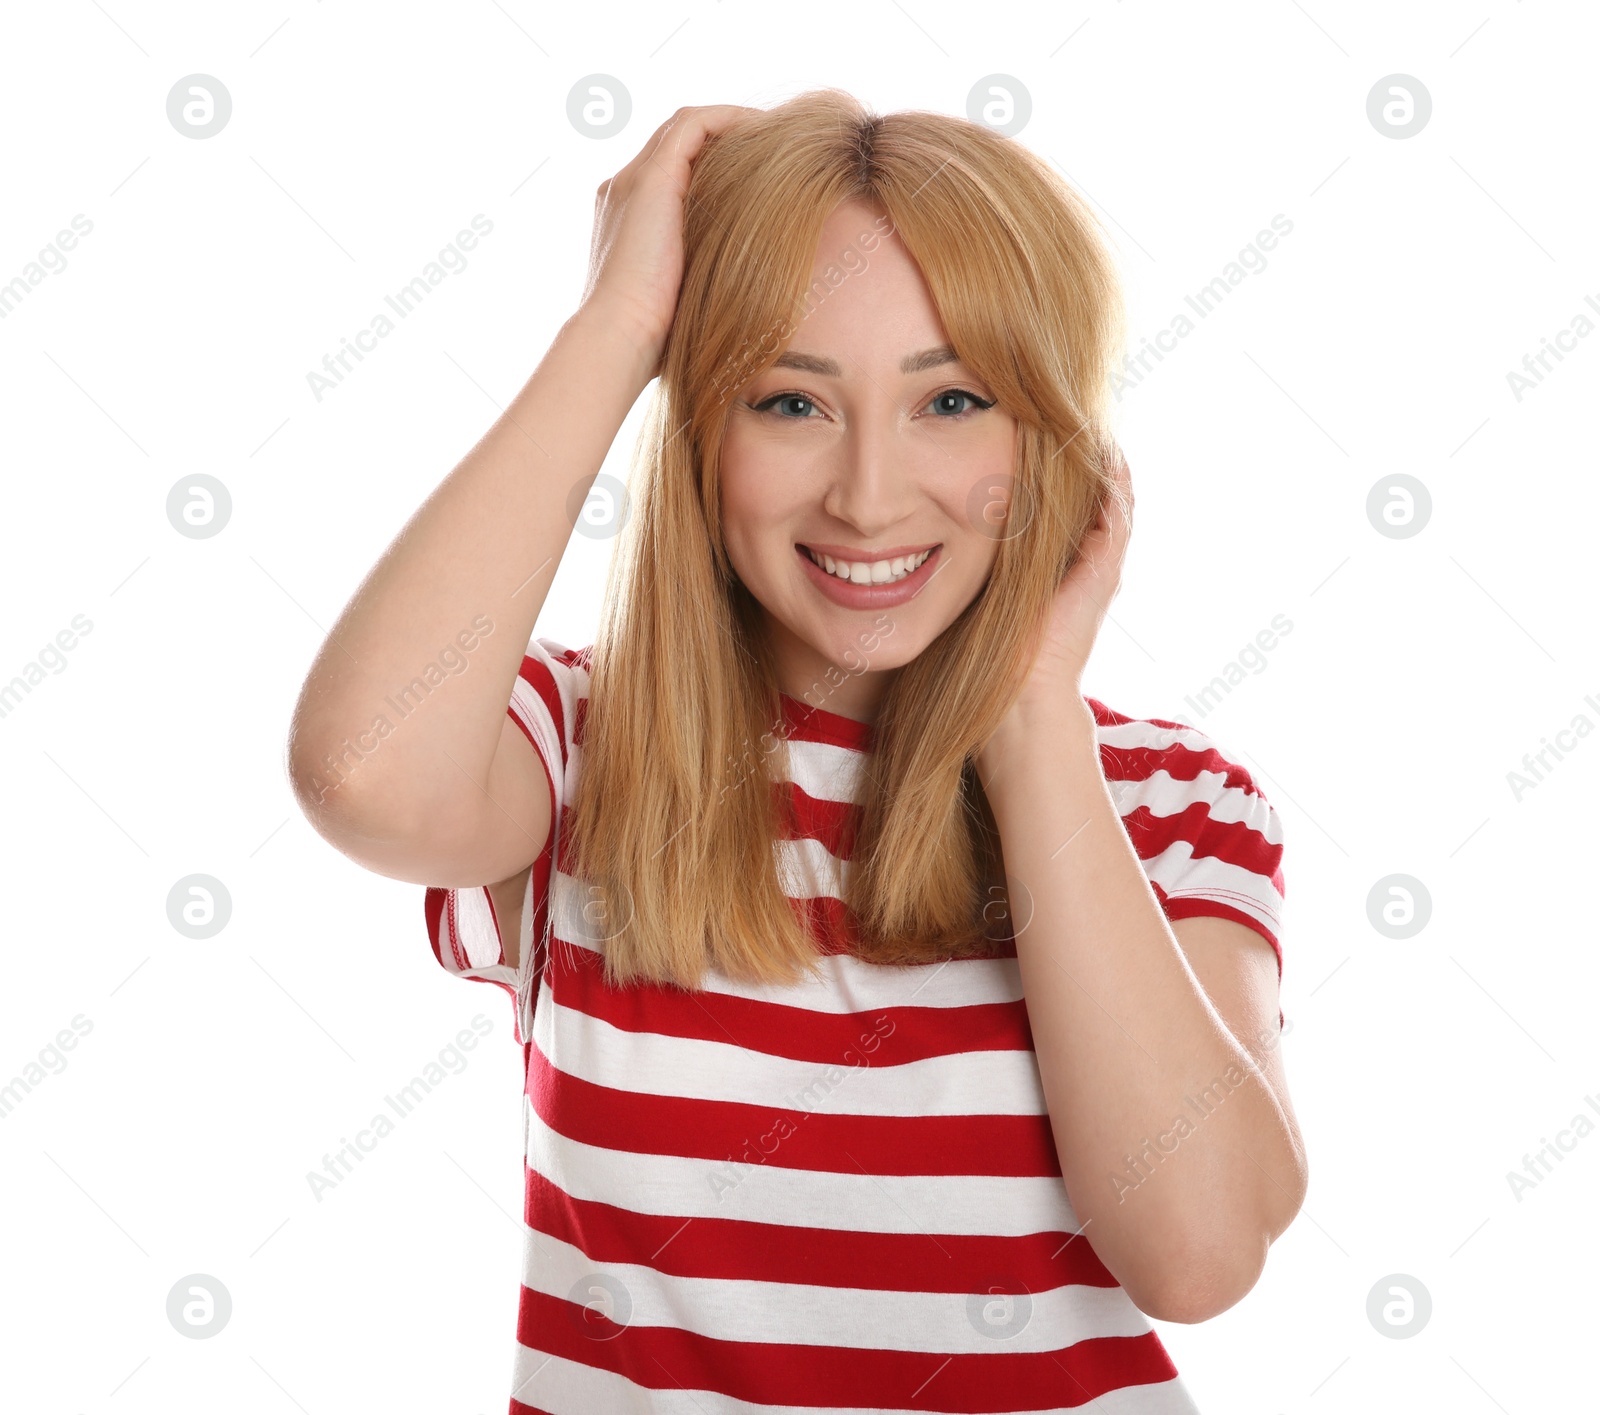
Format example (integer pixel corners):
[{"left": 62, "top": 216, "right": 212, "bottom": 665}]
[{"left": 2, "top": 1, "right": 1596, "bottom": 1411}]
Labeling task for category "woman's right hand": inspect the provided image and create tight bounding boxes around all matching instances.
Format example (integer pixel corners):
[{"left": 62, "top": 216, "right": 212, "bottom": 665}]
[{"left": 577, "top": 103, "right": 762, "bottom": 379}]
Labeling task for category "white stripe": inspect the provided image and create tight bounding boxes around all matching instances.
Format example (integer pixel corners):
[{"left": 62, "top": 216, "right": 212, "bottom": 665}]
[
  {"left": 519, "top": 1226, "right": 1155, "bottom": 1355},
  {"left": 1144, "top": 843, "right": 1282, "bottom": 931},
  {"left": 782, "top": 735, "right": 866, "bottom": 803},
  {"left": 1108, "top": 767, "right": 1283, "bottom": 843},
  {"left": 538, "top": 994, "right": 1049, "bottom": 1116},
  {"left": 508, "top": 1346, "right": 1201, "bottom": 1415},
  {"left": 512, "top": 637, "right": 582, "bottom": 1043},
  {"left": 774, "top": 833, "right": 853, "bottom": 900},
  {"left": 508, "top": 651, "right": 568, "bottom": 789},
  {"left": 524, "top": 1096, "right": 1084, "bottom": 1238},
  {"left": 443, "top": 883, "right": 506, "bottom": 972},
  {"left": 543, "top": 882, "right": 1026, "bottom": 1011},
  {"left": 1095, "top": 717, "right": 1219, "bottom": 756}
]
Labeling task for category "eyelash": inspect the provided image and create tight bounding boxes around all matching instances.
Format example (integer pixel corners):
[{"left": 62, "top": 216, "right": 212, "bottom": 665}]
[{"left": 750, "top": 387, "right": 997, "bottom": 422}]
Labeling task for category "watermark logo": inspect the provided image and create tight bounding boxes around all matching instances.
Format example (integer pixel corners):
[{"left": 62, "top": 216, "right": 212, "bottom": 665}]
[
  {"left": 1366, "top": 874, "right": 1430, "bottom": 939},
  {"left": 967, "top": 75, "right": 1031, "bottom": 136},
  {"left": 568, "top": 471, "right": 632, "bottom": 540},
  {"left": 167, "top": 75, "right": 231, "bottom": 139},
  {"left": 167, "top": 875, "right": 232, "bottom": 940},
  {"left": 966, "top": 1277, "right": 1033, "bottom": 1339},
  {"left": 567, "top": 1272, "right": 633, "bottom": 1337},
  {"left": 1366, "top": 473, "right": 1432, "bottom": 539},
  {"left": 166, "top": 1274, "right": 233, "bottom": 1336},
  {"left": 568, "top": 75, "right": 631, "bottom": 139},
  {"left": 1366, "top": 75, "right": 1431, "bottom": 139},
  {"left": 167, "top": 473, "right": 233, "bottom": 539},
  {"left": 1365, "top": 1273, "right": 1431, "bottom": 1337}
]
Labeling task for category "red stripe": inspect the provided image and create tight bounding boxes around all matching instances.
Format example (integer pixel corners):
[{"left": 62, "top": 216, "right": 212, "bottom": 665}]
[
  {"left": 1163, "top": 895, "right": 1281, "bottom": 963},
  {"left": 423, "top": 885, "right": 449, "bottom": 970},
  {"left": 516, "top": 1286, "right": 1179, "bottom": 1411},
  {"left": 542, "top": 940, "right": 1035, "bottom": 1064},
  {"left": 527, "top": 1046, "right": 1062, "bottom": 1178},
  {"left": 1122, "top": 800, "right": 1282, "bottom": 882},
  {"left": 514, "top": 651, "right": 570, "bottom": 768},
  {"left": 782, "top": 778, "right": 862, "bottom": 859},
  {"left": 521, "top": 1166, "right": 1116, "bottom": 1292},
  {"left": 779, "top": 689, "right": 874, "bottom": 751}
]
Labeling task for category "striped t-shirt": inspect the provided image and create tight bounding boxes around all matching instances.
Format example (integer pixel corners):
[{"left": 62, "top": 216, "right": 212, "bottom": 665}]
[{"left": 424, "top": 634, "right": 1287, "bottom": 1414}]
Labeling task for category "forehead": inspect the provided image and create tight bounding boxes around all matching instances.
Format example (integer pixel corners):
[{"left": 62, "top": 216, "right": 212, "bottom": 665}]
[{"left": 763, "top": 200, "right": 952, "bottom": 374}]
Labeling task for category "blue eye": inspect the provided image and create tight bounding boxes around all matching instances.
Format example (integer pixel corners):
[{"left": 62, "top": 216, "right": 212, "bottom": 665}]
[
  {"left": 925, "top": 388, "right": 995, "bottom": 418},
  {"left": 750, "top": 388, "right": 996, "bottom": 421},
  {"left": 754, "top": 393, "right": 821, "bottom": 419}
]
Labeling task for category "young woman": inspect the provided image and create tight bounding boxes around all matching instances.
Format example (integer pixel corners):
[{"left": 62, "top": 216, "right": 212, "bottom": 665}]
[{"left": 289, "top": 89, "right": 1306, "bottom": 1415}]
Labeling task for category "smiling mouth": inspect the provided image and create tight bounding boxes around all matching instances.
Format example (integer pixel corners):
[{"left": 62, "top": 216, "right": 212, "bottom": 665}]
[{"left": 798, "top": 545, "right": 939, "bottom": 585}]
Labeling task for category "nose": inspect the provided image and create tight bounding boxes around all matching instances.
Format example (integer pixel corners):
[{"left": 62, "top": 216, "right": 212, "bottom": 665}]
[{"left": 818, "top": 404, "right": 924, "bottom": 536}]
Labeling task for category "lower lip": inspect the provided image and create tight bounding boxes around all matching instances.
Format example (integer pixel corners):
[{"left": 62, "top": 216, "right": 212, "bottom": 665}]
[{"left": 796, "top": 544, "right": 943, "bottom": 608}]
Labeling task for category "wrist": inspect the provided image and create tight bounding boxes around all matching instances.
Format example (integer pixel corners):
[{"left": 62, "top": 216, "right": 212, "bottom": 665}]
[
  {"left": 977, "top": 693, "right": 1101, "bottom": 796},
  {"left": 566, "top": 301, "right": 660, "bottom": 393}
]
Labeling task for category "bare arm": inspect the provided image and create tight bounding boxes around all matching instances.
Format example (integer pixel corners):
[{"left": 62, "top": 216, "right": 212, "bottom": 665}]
[
  {"left": 285, "top": 104, "right": 761, "bottom": 962},
  {"left": 978, "top": 699, "right": 1307, "bottom": 1324},
  {"left": 285, "top": 306, "right": 653, "bottom": 886}
]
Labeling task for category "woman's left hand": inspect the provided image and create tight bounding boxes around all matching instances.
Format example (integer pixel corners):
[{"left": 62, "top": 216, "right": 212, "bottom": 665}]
[{"left": 1008, "top": 442, "right": 1134, "bottom": 713}]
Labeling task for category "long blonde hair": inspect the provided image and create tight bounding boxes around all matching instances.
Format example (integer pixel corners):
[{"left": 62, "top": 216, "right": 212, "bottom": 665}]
[{"left": 565, "top": 87, "right": 1127, "bottom": 990}]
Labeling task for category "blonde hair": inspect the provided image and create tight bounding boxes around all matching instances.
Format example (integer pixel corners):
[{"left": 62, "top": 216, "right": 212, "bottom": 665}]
[{"left": 566, "top": 87, "right": 1127, "bottom": 990}]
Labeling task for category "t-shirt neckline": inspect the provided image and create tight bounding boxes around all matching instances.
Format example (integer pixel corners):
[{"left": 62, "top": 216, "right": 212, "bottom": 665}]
[{"left": 778, "top": 691, "right": 874, "bottom": 752}]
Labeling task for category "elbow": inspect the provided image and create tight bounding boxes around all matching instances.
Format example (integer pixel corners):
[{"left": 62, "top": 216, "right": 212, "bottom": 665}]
[
  {"left": 1125, "top": 1139, "right": 1310, "bottom": 1325},
  {"left": 1126, "top": 1188, "right": 1303, "bottom": 1325},
  {"left": 1128, "top": 1241, "right": 1269, "bottom": 1325},
  {"left": 285, "top": 703, "right": 383, "bottom": 829}
]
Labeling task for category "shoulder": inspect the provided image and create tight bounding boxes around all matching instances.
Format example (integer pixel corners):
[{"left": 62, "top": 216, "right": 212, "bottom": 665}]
[
  {"left": 1084, "top": 694, "right": 1285, "bottom": 906},
  {"left": 1084, "top": 697, "right": 1273, "bottom": 809}
]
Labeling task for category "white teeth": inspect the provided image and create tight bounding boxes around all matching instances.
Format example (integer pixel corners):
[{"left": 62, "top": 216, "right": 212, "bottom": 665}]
[{"left": 804, "top": 547, "right": 933, "bottom": 583}]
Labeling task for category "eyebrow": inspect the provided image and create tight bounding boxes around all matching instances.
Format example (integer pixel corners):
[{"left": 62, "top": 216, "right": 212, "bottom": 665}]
[{"left": 770, "top": 345, "right": 962, "bottom": 378}]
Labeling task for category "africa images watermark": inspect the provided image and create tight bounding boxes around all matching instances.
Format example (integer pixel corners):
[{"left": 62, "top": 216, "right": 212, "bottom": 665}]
[
  {"left": 1112, "top": 214, "right": 1294, "bottom": 401},
  {"left": 305, "top": 1015, "right": 493, "bottom": 1202},
  {"left": 0, "top": 1014, "right": 94, "bottom": 1121},
  {"left": 0, "top": 213, "right": 94, "bottom": 321},
  {"left": 1506, "top": 1092, "right": 1600, "bottom": 1202},
  {"left": 1108, "top": 1016, "right": 1292, "bottom": 1202},
  {"left": 0, "top": 613, "right": 94, "bottom": 722},
  {"left": 706, "top": 1014, "right": 897, "bottom": 1201},
  {"left": 1505, "top": 690, "right": 1600, "bottom": 801},
  {"left": 1504, "top": 291, "right": 1600, "bottom": 403},
  {"left": 711, "top": 610, "right": 898, "bottom": 809},
  {"left": 1181, "top": 613, "right": 1294, "bottom": 720},
  {"left": 305, "top": 214, "right": 494, "bottom": 403},
  {"left": 705, "top": 210, "right": 899, "bottom": 411},
  {"left": 299, "top": 614, "right": 497, "bottom": 808}
]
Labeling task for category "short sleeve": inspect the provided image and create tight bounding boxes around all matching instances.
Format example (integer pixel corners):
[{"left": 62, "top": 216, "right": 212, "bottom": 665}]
[
  {"left": 422, "top": 635, "right": 582, "bottom": 1047},
  {"left": 1097, "top": 708, "right": 1286, "bottom": 980}
]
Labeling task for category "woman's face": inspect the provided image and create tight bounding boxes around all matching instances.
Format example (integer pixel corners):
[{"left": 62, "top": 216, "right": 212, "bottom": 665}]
[{"left": 719, "top": 198, "right": 1019, "bottom": 726}]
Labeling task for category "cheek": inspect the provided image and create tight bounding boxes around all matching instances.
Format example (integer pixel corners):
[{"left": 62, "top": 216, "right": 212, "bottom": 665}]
[
  {"left": 718, "top": 454, "right": 765, "bottom": 557},
  {"left": 719, "top": 435, "right": 812, "bottom": 541}
]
